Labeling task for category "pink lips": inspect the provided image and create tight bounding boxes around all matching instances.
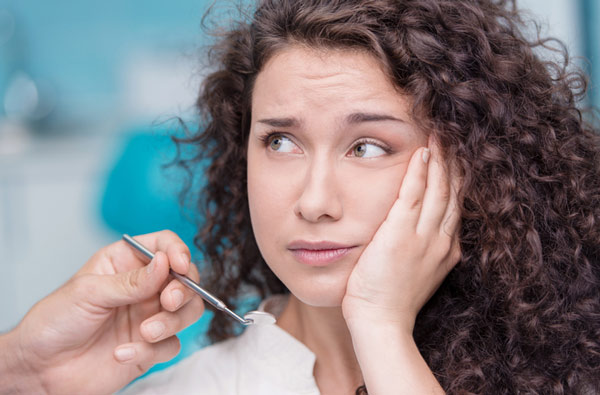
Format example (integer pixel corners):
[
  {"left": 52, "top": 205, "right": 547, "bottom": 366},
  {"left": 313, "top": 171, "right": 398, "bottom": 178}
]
[{"left": 287, "top": 240, "right": 356, "bottom": 266}]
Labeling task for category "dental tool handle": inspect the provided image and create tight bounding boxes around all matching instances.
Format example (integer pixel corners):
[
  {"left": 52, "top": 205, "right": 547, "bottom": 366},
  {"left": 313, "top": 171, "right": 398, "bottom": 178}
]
[
  {"left": 121, "top": 234, "right": 248, "bottom": 325},
  {"left": 169, "top": 270, "right": 226, "bottom": 311}
]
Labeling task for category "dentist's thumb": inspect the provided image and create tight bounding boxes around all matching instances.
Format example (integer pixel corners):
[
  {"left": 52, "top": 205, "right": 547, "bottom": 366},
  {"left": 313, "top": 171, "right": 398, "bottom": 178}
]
[{"left": 83, "top": 252, "right": 171, "bottom": 308}]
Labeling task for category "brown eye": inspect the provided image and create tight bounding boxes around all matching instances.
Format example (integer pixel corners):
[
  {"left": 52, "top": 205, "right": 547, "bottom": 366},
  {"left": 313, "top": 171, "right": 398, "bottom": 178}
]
[
  {"left": 353, "top": 143, "right": 367, "bottom": 157},
  {"left": 269, "top": 135, "right": 283, "bottom": 150},
  {"left": 349, "top": 141, "right": 387, "bottom": 158},
  {"left": 265, "top": 134, "right": 300, "bottom": 153}
]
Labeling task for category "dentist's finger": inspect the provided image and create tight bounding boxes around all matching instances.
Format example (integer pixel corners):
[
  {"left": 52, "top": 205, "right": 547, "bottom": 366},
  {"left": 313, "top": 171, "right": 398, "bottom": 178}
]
[
  {"left": 417, "top": 138, "right": 452, "bottom": 235},
  {"left": 160, "top": 263, "right": 201, "bottom": 312},
  {"left": 133, "top": 230, "right": 192, "bottom": 274},
  {"left": 166, "top": 241, "right": 191, "bottom": 275},
  {"left": 113, "top": 336, "right": 181, "bottom": 368},
  {"left": 81, "top": 252, "right": 170, "bottom": 308},
  {"left": 389, "top": 146, "right": 430, "bottom": 230},
  {"left": 140, "top": 295, "right": 205, "bottom": 343}
]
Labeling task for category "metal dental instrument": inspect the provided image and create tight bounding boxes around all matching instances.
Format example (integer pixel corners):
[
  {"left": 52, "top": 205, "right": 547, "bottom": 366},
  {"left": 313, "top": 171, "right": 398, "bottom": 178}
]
[{"left": 122, "top": 234, "right": 254, "bottom": 325}]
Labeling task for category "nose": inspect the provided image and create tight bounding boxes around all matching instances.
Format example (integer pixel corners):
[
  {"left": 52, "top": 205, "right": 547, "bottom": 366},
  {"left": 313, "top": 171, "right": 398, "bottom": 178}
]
[{"left": 293, "top": 156, "right": 343, "bottom": 223}]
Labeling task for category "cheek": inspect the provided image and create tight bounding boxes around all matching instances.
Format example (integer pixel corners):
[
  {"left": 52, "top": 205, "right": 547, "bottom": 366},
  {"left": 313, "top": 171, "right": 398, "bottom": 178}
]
[
  {"left": 340, "top": 163, "right": 408, "bottom": 233},
  {"left": 247, "top": 155, "right": 294, "bottom": 252},
  {"left": 248, "top": 180, "right": 289, "bottom": 232}
]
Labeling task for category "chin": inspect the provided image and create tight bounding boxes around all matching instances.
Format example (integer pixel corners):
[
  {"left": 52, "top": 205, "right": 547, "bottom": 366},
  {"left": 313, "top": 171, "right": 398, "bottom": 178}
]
[
  {"left": 281, "top": 270, "right": 350, "bottom": 307},
  {"left": 261, "top": 246, "right": 359, "bottom": 308}
]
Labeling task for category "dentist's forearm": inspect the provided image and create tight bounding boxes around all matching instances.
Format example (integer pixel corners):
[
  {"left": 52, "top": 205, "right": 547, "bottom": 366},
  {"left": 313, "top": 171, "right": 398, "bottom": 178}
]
[
  {"left": 348, "top": 320, "right": 445, "bottom": 395},
  {"left": 0, "top": 329, "right": 44, "bottom": 394}
]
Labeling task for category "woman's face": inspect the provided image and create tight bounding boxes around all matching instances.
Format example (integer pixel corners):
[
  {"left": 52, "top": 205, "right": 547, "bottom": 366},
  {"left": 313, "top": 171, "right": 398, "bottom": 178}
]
[{"left": 247, "top": 46, "right": 427, "bottom": 307}]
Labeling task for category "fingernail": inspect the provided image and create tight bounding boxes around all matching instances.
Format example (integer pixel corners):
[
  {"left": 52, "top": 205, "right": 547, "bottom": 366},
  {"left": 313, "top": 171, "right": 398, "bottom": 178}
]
[
  {"left": 146, "top": 257, "right": 156, "bottom": 274},
  {"left": 115, "top": 346, "right": 136, "bottom": 362},
  {"left": 180, "top": 253, "right": 190, "bottom": 270},
  {"left": 144, "top": 321, "right": 166, "bottom": 340},
  {"left": 171, "top": 289, "right": 184, "bottom": 308},
  {"left": 422, "top": 148, "right": 431, "bottom": 164}
]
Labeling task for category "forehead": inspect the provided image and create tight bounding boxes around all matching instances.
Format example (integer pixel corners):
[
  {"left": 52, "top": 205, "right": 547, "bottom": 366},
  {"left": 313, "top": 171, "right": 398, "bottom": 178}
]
[{"left": 251, "top": 46, "right": 409, "bottom": 117}]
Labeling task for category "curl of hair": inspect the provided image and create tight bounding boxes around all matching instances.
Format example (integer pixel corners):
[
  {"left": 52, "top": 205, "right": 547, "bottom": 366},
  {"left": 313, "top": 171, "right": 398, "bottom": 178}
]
[{"left": 175, "top": 0, "right": 600, "bottom": 392}]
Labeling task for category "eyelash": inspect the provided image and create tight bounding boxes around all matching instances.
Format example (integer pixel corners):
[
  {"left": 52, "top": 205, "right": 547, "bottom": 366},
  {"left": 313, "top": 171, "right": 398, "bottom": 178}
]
[
  {"left": 353, "top": 137, "right": 393, "bottom": 155},
  {"left": 258, "top": 132, "right": 281, "bottom": 147},
  {"left": 259, "top": 132, "right": 393, "bottom": 155}
]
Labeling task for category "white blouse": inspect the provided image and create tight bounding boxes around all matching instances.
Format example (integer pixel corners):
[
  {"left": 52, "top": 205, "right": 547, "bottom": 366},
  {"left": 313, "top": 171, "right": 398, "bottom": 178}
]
[{"left": 119, "top": 295, "right": 320, "bottom": 395}]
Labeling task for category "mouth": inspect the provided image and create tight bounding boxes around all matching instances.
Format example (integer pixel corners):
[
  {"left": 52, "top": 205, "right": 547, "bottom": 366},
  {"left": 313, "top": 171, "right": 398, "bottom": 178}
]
[{"left": 287, "top": 240, "right": 357, "bottom": 266}]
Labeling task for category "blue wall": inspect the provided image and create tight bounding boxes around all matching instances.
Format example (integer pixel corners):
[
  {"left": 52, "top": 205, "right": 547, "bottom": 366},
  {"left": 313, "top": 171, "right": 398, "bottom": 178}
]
[{"left": 581, "top": 0, "right": 600, "bottom": 108}]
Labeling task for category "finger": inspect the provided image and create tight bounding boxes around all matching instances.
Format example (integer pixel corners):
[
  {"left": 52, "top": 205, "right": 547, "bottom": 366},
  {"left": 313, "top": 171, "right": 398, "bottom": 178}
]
[
  {"left": 113, "top": 336, "right": 181, "bottom": 368},
  {"left": 131, "top": 230, "right": 191, "bottom": 274},
  {"left": 160, "top": 263, "right": 200, "bottom": 312},
  {"left": 417, "top": 137, "right": 452, "bottom": 235},
  {"left": 448, "top": 233, "right": 462, "bottom": 268},
  {"left": 166, "top": 240, "right": 191, "bottom": 275},
  {"left": 440, "top": 163, "right": 463, "bottom": 238},
  {"left": 83, "top": 252, "right": 170, "bottom": 308},
  {"left": 161, "top": 279, "right": 186, "bottom": 312},
  {"left": 388, "top": 146, "right": 430, "bottom": 230},
  {"left": 139, "top": 296, "right": 205, "bottom": 343}
]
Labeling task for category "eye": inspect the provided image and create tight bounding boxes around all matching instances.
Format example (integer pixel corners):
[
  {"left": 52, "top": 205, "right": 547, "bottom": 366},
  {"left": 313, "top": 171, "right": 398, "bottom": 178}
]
[
  {"left": 350, "top": 141, "right": 388, "bottom": 158},
  {"left": 264, "top": 133, "right": 300, "bottom": 153}
]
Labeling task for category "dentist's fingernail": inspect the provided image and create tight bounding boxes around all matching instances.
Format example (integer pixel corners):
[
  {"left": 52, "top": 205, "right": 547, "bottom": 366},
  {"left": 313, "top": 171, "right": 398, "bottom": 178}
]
[
  {"left": 422, "top": 148, "right": 431, "bottom": 164},
  {"left": 180, "top": 253, "right": 190, "bottom": 270},
  {"left": 144, "top": 321, "right": 166, "bottom": 340},
  {"left": 146, "top": 257, "right": 156, "bottom": 274},
  {"left": 115, "top": 346, "right": 136, "bottom": 362},
  {"left": 171, "top": 289, "right": 184, "bottom": 309}
]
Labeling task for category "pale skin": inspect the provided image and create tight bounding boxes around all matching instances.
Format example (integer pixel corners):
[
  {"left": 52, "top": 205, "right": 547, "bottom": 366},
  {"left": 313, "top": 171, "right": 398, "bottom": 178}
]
[
  {"left": 248, "top": 46, "right": 461, "bottom": 394},
  {"left": 0, "top": 46, "right": 460, "bottom": 394},
  {"left": 0, "top": 231, "right": 203, "bottom": 394}
]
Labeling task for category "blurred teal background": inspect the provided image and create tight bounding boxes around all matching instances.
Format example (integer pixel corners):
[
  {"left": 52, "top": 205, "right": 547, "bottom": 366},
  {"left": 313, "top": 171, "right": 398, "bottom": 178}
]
[
  {"left": 0, "top": 0, "right": 206, "bottom": 125},
  {"left": 0, "top": 0, "right": 218, "bottom": 377},
  {"left": 0, "top": 0, "right": 598, "bottom": 380},
  {"left": 581, "top": 0, "right": 600, "bottom": 107}
]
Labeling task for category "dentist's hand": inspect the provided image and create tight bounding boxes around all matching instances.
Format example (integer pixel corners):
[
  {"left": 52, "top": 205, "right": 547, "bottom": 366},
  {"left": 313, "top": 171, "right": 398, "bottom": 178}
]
[
  {"left": 0, "top": 230, "right": 204, "bottom": 395},
  {"left": 343, "top": 137, "right": 462, "bottom": 333}
]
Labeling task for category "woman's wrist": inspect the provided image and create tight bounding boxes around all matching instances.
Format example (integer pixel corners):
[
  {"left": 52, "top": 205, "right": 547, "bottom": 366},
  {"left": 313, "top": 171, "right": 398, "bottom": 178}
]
[
  {"left": 342, "top": 296, "right": 417, "bottom": 336},
  {"left": 0, "top": 328, "right": 44, "bottom": 393},
  {"left": 346, "top": 313, "right": 444, "bottom": 394},
  {"left": 346, "top": 314, "right": 415, "bottom": 352}
]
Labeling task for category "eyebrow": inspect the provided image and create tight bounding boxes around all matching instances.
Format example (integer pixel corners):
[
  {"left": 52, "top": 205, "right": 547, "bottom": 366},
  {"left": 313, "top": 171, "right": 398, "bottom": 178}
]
[{"left": 257, "top": 112, "right": 405, "bottom": 128}]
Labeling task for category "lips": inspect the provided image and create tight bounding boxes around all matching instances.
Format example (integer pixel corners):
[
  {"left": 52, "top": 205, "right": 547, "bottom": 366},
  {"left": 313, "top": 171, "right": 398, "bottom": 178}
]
[{"left": 287, "top": 240, "right": 356, "bottom": 266}]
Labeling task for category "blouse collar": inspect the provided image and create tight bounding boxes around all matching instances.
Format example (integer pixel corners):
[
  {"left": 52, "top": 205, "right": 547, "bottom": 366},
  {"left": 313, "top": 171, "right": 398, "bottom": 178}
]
[{"left": 239, "top": 294, "right": 318, "bottom": 391}]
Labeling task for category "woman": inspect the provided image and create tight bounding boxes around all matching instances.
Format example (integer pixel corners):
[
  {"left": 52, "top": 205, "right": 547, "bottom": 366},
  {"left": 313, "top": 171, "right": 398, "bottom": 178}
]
[
  {"left": 2, "top": 0, "right": 597, "bottom": 393},
  {"left": 126, "top": 0, "right": 600, "bottom": 392}
]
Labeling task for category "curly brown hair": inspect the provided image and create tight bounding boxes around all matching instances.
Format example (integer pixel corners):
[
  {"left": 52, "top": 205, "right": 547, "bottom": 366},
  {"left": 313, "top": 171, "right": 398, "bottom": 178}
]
[{"left": 174, "top": 0, "right": 600, "bottom": 392}]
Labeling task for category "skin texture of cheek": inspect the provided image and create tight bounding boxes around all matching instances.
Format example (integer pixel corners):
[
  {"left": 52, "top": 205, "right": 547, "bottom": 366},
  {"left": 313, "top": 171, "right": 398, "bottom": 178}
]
[
  {"left": 339, "top": 163, "right": 409, "bottom": 237},
  {"left": 247, "top": 152, "right": 413, "bottom": 307},
  {"left": 246, "top": 156, "right": 295, "bottom": 251},
  {"left": 246, "top": 46, "right": 431, "bottom": 307}
]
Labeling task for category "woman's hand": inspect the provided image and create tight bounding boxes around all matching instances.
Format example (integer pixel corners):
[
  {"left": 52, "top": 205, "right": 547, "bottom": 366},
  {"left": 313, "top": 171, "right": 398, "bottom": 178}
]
[
  {"left": 1, "top": 230, "right": 204, "bottom": 395},
  {"left": 343, "top": 137, "right": 462, "bottom": 333},
  {"left": 342, "top": 138, "right": 461, "bottom": 393}
]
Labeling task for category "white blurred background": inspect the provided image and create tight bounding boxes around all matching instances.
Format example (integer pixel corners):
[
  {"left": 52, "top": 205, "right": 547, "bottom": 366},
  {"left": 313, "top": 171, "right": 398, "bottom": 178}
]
[{"left": 0, "top": 0, "right": 598, "bottom": 334}]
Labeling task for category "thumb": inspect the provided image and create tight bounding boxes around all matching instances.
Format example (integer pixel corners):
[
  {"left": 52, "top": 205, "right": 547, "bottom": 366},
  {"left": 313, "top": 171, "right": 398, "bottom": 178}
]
[{"left": 87, "top": 252, "right": 170, "bottom": 308}]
